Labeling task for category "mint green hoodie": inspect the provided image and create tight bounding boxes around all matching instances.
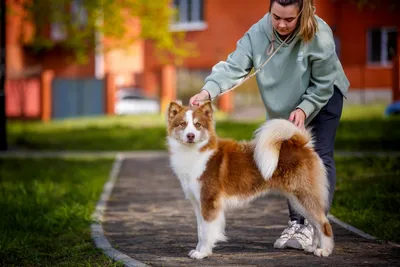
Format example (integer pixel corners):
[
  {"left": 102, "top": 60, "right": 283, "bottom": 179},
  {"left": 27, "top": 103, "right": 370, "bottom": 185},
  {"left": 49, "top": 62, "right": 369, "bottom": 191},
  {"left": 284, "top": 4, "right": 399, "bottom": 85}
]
[{"left": 202, "top": 13, "right": 350, "bottom": 125}]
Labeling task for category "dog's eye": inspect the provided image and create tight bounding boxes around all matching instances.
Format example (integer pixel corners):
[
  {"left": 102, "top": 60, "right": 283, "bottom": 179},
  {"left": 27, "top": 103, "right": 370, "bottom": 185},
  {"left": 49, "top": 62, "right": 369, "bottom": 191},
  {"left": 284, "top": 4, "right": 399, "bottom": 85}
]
[
  {"left": 180, "top": 121, "right": 187, "bottom": 127},
  {"left": 195, "top": 122, "right": 202, "bottom": 128}
]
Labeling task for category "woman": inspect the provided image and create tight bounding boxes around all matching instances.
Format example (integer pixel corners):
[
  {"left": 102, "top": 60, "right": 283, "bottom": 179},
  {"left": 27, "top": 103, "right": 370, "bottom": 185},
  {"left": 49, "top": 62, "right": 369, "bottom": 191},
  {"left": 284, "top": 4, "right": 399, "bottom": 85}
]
[{"left": 189, "top": 0, "right": 349, "bottom": 250}]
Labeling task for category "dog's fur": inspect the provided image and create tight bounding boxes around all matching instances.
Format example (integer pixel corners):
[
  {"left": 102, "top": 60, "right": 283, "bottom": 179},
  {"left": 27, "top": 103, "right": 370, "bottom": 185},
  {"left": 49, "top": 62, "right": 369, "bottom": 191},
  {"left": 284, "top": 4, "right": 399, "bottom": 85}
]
[{"left": 166, "top": 101, "right": 334, "bottom": 259}]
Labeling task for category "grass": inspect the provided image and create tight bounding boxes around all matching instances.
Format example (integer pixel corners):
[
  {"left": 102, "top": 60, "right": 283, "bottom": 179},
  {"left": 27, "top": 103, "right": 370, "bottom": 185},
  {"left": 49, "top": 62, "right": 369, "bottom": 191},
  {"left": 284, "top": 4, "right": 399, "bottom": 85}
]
[
  {"left": 332, "top": 155, "right": 400, "bottom": 243},
  {"left": 0, "top": 158, "right": 123, "bottom": 267},
  {"left": 6, "top": 104, "right": 400, "bottom": 151}
]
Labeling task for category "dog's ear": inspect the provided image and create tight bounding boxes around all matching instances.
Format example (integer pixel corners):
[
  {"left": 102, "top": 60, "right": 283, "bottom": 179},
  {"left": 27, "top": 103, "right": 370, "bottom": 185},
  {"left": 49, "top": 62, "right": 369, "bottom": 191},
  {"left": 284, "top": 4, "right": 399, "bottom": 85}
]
[
  {"left": 168, "top": 102, "right": 183, "bottom": 119},
  {"left": 199, "top": 101, "right": 213, "bottom": 118}
]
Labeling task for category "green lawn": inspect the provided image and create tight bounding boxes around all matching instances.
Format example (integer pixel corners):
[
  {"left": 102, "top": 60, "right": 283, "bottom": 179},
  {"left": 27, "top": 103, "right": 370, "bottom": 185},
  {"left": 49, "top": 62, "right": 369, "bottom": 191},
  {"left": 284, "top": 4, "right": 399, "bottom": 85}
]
[
  {"left": 6, "top": 104, "right": 400, "bottom": 151},
  {"left": 332, "top": 155, "right": 400, "bottom": 243},
  {"left": 0, "top": 158, "right": 123, "bottom": 267}
]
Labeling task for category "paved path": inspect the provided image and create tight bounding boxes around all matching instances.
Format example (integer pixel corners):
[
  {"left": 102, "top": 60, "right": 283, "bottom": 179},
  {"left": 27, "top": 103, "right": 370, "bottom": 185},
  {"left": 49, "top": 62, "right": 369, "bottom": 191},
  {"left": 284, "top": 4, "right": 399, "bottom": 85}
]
[{"left": 103, "top": 154, "right": 400, "bottom": 267}]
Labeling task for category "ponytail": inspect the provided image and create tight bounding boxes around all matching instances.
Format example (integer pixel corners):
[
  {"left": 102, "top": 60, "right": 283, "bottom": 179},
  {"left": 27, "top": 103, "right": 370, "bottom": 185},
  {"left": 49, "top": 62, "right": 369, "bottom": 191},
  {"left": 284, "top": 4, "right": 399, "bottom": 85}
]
[{"left": 298, "top": 0, "right": 318, "bottom": 42}]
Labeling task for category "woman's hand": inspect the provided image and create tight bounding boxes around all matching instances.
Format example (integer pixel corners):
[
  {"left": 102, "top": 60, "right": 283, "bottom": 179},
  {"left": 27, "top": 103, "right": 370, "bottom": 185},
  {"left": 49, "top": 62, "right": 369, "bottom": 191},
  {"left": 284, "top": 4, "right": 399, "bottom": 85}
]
[
  {"left": 189, "top": 90, "right": 211, "bottom": 106},
  {"left": 289, "top": 108, "right": 306, "bottom": 129}
]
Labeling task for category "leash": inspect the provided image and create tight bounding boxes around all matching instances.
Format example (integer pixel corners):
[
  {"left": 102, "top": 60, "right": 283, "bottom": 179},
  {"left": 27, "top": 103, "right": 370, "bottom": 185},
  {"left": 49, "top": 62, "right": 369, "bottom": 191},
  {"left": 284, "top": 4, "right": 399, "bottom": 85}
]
[
  {"left": 194, "top": 36, "right": 287, "bottom": 104},
  {"left": 213, "top": 36, "right": 287, "bottom": 101}
]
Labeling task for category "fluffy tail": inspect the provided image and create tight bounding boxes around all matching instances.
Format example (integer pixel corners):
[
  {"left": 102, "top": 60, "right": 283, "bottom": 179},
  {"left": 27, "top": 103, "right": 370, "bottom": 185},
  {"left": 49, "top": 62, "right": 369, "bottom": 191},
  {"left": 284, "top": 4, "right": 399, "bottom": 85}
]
[{"left": 253, "top": 119, "right": 312, "bottom": 180}]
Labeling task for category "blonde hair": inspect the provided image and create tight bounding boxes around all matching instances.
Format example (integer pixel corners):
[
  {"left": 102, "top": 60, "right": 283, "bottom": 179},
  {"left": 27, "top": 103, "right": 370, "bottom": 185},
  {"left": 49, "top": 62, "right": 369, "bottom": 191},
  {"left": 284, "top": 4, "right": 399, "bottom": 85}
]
[{"left": 269, "top": 0, "right": 318, "bottom": 42}]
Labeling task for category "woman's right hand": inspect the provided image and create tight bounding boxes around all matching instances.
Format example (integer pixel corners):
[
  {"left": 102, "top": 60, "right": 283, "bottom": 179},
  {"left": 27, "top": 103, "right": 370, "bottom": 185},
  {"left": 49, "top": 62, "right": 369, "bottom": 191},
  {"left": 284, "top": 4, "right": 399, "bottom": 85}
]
[{"left": 189, "top": 90, "right": 211, "bottom": 106}]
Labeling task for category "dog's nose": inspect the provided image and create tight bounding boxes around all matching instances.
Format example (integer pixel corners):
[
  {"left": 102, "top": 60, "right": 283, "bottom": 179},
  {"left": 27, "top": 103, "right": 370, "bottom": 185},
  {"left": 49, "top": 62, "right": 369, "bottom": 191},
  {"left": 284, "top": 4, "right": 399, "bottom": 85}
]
[{"left": 187, "top": 133, "right": 195, "bottom": 141}]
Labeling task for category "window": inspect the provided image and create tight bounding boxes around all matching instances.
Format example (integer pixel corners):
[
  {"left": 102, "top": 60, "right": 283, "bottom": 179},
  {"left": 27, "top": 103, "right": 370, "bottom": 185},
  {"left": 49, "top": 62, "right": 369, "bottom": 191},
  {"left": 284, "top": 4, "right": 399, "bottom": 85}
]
[
  {"left": 122, "top": 95, "right": 142, "bottom": 100},
  {"left": 71, "top": 0, "right": 88, "bottom": 29},
  {"left": 367, "top": 28, "right": 398, "bottom": 66},
  {"left": 171, "top": 0, "right": 207, "bottom": 32},
  {"left": 51, "top": 0, "right": 87, "bottom": 41}
]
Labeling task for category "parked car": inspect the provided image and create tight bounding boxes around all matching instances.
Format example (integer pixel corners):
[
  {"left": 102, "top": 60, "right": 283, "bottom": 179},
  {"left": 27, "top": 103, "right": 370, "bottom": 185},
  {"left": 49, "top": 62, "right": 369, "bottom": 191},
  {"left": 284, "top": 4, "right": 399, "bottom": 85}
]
[{"left": 114, "top": 89, "right": 159, "bottom": 115}]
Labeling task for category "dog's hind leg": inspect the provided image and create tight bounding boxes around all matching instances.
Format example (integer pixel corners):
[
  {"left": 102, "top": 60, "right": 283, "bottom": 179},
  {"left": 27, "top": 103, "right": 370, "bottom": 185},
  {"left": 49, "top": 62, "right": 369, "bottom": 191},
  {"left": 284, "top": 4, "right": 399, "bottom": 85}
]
[
  {"left": 189, "top": 202, "right": 226, "bottom": 259},
  {"left": 288, "top": 193, "right": 334, "bottom": 257}
]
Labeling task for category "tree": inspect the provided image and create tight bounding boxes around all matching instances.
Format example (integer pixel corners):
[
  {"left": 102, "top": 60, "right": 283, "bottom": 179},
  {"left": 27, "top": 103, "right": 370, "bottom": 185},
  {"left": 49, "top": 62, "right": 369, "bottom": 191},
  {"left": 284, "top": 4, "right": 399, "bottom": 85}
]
[{"left": 17, "top": 0, "right": 192, "bottom": 64}]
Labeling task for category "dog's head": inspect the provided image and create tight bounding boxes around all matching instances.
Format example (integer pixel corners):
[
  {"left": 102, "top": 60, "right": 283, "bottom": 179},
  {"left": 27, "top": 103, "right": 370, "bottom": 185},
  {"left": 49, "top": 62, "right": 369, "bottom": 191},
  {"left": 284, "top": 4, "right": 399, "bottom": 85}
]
[{"left": 166, "top": 101, "right": 215, "bottom": 147}]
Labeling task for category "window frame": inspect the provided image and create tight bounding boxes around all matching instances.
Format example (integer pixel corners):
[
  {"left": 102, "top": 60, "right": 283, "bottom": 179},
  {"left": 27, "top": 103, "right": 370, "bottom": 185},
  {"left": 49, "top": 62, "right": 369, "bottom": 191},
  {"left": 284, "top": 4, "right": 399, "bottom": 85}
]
[
  {"left": 170, "top": 0, "right": 207, "bottom": 32},
  {"left": 367, "top": 27, "right": 398, "bottom": 67},
  {"left": 50, "top": 0, "right": 88, "bottom": 41}
]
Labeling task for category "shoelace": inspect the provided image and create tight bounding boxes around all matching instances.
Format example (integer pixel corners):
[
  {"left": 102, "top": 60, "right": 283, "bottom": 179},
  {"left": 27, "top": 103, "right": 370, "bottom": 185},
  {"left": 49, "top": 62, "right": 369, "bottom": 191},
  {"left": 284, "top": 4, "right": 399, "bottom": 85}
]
[
  {"left": 282, "top": 222, "right": 301, "bottom": 236},
  {"left": 295, "top": 225, "right": 313, "bottom": 238}
]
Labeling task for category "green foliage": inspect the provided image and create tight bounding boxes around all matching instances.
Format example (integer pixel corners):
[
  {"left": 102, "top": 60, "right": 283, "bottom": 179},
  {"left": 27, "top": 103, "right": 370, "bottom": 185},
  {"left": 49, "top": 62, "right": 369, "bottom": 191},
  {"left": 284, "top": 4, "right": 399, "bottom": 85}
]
[{"left": 17, "top": 0, "right": 192, "bottom": 64}]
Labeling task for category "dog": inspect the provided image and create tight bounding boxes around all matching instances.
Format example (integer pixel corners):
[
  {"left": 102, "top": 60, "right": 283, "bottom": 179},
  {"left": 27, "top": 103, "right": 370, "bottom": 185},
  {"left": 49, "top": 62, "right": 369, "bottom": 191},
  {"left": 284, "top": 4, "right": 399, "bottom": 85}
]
[{"left": 166, "top": 101, "right": 334, "bottom": 259}]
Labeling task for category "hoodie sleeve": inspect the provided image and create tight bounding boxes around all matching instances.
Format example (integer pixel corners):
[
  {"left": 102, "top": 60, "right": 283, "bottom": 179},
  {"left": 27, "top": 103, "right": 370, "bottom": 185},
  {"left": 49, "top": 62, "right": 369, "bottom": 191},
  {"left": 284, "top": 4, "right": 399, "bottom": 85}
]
[{"left": 202, "top": 33, "right": 254, "bottom": 99}]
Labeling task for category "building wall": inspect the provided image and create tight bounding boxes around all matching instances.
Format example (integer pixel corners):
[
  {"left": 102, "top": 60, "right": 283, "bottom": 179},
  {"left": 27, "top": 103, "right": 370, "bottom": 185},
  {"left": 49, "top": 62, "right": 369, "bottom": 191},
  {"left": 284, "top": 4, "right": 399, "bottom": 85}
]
[
  {"left": 24, "top": 49, "right": 96, "bottom": 78},
  {"left": 5, "top": 0, "right": 26, "bottom": 78},
  {"left": 6, "top": 1, "right": 145, "bottom": 85},
  {"left": 104, "top": 17, "right": 144, "bottom": 88},
  {"left": 333, "top": 0, "right": 400, "bottom": 89},
  {"left": 5, "top": 1, "right": 95, "bottom": 78}
]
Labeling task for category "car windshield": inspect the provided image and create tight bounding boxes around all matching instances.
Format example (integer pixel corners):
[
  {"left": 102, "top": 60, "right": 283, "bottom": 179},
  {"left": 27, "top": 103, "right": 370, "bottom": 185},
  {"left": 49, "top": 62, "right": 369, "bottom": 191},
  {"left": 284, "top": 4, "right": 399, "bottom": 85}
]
[{"left": 121, "top": 95, "right": 145, "bottom": 100}]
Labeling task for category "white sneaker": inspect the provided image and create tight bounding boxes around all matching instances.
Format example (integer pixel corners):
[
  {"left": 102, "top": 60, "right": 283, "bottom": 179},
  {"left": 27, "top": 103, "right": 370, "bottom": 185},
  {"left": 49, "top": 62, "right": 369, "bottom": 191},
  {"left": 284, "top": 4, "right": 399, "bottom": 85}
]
[
  {"left": 273, "top": 220, "right": 302, "bottom": 249},
  {"left": 285, "top": 220, "right": 314, "bottom": 250}
]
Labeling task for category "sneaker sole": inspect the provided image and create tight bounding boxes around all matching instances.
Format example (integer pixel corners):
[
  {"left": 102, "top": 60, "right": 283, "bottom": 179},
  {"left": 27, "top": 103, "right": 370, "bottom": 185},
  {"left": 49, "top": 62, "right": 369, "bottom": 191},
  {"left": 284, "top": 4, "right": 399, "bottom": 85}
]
[
  {"left": 273, "top": 243, "right": 287, "bottom": 249},
  {"left": 285, "top": 239, "right": 304, "bottom": 250}
]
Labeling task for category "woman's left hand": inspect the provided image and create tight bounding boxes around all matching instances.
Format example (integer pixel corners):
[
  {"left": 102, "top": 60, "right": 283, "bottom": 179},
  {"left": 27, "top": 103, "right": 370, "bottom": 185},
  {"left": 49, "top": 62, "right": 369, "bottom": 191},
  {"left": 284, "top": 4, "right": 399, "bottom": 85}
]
[{"left": 289, "top": 108, "right": 306, "bottom": 129}]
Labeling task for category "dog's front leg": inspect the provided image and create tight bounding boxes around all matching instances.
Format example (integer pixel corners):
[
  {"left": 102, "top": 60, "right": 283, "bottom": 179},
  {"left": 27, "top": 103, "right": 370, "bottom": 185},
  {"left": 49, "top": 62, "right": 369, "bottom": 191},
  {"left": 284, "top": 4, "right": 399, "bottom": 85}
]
[
  {"left": 189, "top": 209, "right": 226, "bottom": 259},
  {"left": 188, "top": 199, "right": 203, "bottom": 257}
]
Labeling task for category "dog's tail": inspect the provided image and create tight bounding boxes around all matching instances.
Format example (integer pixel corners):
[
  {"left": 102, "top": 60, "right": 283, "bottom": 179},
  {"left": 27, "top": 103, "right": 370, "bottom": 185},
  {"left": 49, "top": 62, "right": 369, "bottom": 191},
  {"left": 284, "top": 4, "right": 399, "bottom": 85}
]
[{"left": 253, "top": 119, "right": 312, "bottom": 180}]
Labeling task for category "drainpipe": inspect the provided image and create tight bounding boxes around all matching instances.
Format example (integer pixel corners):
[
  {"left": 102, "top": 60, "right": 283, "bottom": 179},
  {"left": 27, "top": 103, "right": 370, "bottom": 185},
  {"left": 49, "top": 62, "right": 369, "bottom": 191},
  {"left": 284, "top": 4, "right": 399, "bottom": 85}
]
[
  {"left": 95, "top": 15, "right": 104, "bottom": 79},
  {"left": 161, "top": 65, "right": 176, "bottom": 114}
]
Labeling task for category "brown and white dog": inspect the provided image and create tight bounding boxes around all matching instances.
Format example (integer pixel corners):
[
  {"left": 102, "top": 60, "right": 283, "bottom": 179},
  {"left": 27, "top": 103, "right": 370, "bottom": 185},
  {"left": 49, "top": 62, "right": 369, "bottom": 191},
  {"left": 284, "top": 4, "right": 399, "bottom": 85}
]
[{"left": 166, "top": 101, "right": 334, "bottom": 259}]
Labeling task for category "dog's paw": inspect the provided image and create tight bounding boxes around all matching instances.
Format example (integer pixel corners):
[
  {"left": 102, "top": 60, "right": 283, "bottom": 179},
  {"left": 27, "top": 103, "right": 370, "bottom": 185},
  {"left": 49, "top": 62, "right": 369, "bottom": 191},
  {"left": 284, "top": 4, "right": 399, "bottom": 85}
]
[
  {"left": 188, "top": 250, "right": 208, "bottom": 259},
  {"left": 313, "top": 248, "right": 331, "bottom": 257},
  {"left": 304, "top": 245, "right": 317, "bottom": 253},
  {"left": 188, "top": 250, "right": 198, "bottom": 257}
]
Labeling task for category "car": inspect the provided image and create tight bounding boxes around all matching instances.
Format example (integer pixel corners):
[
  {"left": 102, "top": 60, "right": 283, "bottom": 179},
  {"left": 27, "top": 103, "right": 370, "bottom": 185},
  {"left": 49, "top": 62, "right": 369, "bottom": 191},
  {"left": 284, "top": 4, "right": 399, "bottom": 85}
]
[
  {"left": 114, "top": 89, "right": 159, "bottom": 115},
  {"left": 385, "top": 101, "right": 400, "bottom": 116}
]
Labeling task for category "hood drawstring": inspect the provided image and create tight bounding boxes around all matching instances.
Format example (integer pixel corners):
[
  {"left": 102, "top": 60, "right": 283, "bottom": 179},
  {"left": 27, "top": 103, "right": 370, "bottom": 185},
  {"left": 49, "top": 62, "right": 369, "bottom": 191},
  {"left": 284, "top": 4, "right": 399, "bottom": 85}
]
[{"left": 266, "top": 34, "right": 276, "bottom": 55}]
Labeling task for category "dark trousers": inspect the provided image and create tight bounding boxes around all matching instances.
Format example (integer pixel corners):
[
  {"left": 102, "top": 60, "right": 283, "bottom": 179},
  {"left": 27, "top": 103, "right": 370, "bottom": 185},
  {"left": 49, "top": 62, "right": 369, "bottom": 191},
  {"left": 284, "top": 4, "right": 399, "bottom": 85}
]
[{"left": 288, "top": 86, "right": 344, "bottom": 223}]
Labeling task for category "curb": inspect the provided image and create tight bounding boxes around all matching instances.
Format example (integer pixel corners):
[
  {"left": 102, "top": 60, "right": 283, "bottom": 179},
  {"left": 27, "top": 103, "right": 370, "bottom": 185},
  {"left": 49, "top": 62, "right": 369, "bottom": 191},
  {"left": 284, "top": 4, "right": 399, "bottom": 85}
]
[
  {"left": 328, "top": 214, "right": 400, "bottom": 247},
  {"left": 90, "top": 153, "right": 149, "bottom": 267},
  {"left": 327, "top": 214, "right": 376, "bottom": 240}
]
